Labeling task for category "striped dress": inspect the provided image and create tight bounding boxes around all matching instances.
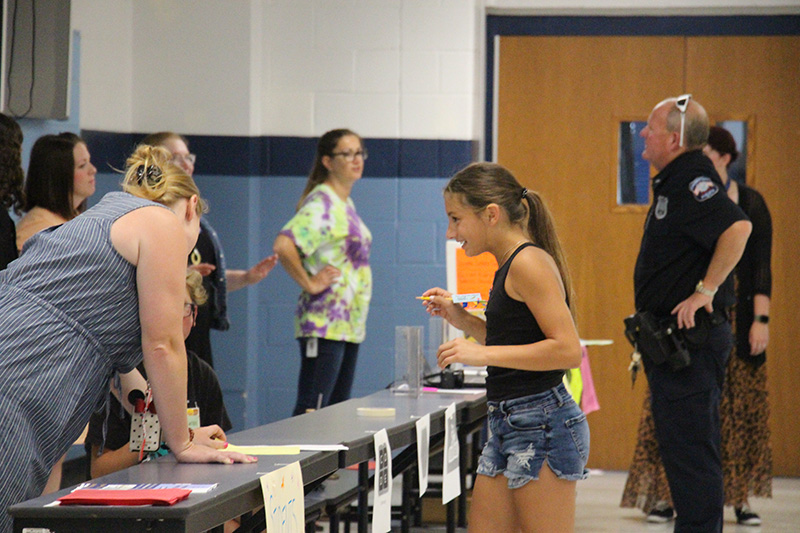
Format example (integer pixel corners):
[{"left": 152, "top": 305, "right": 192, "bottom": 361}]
[{"left": 0, "top": 192, "right": 163, "bottom": 530}]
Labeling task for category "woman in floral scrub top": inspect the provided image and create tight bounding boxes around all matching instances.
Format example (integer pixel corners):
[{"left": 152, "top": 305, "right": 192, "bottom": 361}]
[{"left": 274, "top": 129, "right": 372, "bottom": 415}]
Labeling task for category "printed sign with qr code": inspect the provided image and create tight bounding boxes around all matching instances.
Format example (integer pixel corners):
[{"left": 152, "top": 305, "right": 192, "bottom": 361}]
[{"left": 378, "top": 444, "right": 389, "bottom": 495}]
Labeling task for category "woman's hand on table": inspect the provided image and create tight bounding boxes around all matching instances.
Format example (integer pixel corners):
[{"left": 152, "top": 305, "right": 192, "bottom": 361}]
[
  {"left": 194, "top": 424, "right": 228, "bottom": 449},
  {"left": 174, "top": 443, "right": 257, "bottom": 465},
  {"left": 173, "top": 425, "right": 257, "bottom": 465}
]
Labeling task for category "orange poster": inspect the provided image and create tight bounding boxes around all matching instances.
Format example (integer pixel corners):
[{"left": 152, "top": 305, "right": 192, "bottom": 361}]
[{"left": 455, "top": 248, "right": 497, "bottom": 301}]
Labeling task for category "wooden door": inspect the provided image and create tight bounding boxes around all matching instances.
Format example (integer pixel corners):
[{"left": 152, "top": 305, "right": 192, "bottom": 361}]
[
  {"left": 497, "top": 35, "right": 800, "bottom": 475},
  {"left": 686, "top": 36, "right": 800, "bottom": 476}
]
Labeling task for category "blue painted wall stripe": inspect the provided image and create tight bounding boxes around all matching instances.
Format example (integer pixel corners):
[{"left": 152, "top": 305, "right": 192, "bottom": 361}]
[
  {"left": 486, "top": 15, "right": 800, "bottom": 38},
  {"left": 81, "top": 130, "right": 477, "bottom": 179}
]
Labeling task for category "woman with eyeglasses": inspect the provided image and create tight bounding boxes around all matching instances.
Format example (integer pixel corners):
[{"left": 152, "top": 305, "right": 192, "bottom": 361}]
[
  {"left": 141, "top": 132, "right": 278, "bottom": 370},
  {"left": 0, "top": 145, "right": 255, "bottom": 532},
  {"left": 16, "top": 133, "right": 97, "bottom": 253},
  {"left": 273, "top": 128, "right": 372, "bottom": 416},
  {"left": 0, "top": 113, "right": 24, "bottom": 270}
]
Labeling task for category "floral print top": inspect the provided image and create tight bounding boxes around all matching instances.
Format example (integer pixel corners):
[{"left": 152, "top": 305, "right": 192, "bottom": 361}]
[{"left": 279, "top": 183, "right": 372, "bottom": 343}]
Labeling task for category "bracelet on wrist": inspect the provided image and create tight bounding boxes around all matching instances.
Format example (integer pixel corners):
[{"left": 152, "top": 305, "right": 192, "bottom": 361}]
[
  {"left": 754, "top": 314, "right": 769, "bottom": 324},
  {"left": 695, "top": 280, "right": 717, "bottom": 298},
  {"left": 188, "top": 427, "right": 195, "bottom": 442}
]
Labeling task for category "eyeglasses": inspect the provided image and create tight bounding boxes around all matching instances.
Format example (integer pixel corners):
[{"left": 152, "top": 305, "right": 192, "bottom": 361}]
[
  {"left": 172, "top": 153, "right": 197, "bottom": 165},
  {"left": 675, "top": 94, "right": 692, "bottom": 147},
  {"left": 331, "top": 149, "right": 368, "bottom": 162},
  {"left": 183, "top": 303, "right": 198, "bottom": 318}
]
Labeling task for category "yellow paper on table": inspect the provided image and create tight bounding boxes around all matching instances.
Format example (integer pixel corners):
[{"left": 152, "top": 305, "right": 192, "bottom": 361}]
[{"left": 225, "top": 444, "right": 301, "bottom": 455}]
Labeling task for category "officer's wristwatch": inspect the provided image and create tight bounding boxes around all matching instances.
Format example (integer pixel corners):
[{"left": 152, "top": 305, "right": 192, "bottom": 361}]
[
  {"left": 695, "top": 280, "right": 717, "bottom": 298},
  {"left": 754, "top": 314, "right": 769, "bottom": 324}
]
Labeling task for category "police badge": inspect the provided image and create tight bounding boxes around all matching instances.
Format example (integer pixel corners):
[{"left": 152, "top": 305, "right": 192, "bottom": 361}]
[{"left": 655, "top": 195, "right": 668, "bottom": 219}]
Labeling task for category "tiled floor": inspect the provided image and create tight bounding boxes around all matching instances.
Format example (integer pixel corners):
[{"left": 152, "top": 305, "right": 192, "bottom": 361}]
[
  {"left": 318, "top": 470, "right": 800, "bottom": 532},
  {"left": 576, "top": 470, "right": 800, "bottom": 532}
]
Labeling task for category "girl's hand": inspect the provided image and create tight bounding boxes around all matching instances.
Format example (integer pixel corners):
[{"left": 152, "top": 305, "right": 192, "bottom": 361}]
[
  {"left": 437, "top": 337, "right": 487, "bottom": 369},
  {"left": 421, "top": 287, "right": 459, "bottom": 320},
  {"left": 421, "top": 287, "right": 487, "bottom": 345}
]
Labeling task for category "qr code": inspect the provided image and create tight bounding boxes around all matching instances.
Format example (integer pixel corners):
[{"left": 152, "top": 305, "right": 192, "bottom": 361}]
[{"left": 378, "top": 444, "right": 389, "bottom": 495}]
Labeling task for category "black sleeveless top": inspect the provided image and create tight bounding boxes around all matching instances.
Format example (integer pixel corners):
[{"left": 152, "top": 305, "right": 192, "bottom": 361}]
[{"left": 484, "top": 243, "right": 566, "bottom": 402}]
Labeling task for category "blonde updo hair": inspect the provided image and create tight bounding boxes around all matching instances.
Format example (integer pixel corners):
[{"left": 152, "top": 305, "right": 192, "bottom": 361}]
[
  {"left": 185, "top": 269, "right": 208, "bottom": 306},
  {"left": 122, "top": 144, "right": 206, "bottom": 215}
]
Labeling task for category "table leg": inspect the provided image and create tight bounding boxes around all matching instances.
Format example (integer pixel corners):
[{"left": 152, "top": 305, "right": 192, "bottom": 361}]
[
  {"left": 401, "top": 470, "right": 412, "bottom": 533},
  {"left": 358, "top": 461, "right": 369, "bottom": 533},
  {"left": 458, "top": 428, "right": 468, "bottom": 527},
  {"left": 446, "top": 498, "right": 456, "bottom": 533}
]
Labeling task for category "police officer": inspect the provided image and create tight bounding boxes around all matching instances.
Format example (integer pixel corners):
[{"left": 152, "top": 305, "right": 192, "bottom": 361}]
[{"left": 634, "top": 95, "right": 752, "bottom": 532}]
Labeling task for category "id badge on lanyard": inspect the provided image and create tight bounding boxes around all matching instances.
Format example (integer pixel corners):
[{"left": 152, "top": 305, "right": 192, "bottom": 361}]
[
  {"left": 187, "top": 404, "right": 201, "bottom": 429},
  {"left": 306, "top": 337, "right": 318, "bottom": 358}
]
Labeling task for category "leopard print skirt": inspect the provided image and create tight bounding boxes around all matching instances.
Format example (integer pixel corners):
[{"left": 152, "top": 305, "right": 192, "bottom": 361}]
[
  {"left": 720, "top": 352, "right": 772, "bottom": 505},
  {"left": 620, "top": 347, "right": 772, "bottom": 511},
  {"left": 619, "top": 387, "right": 671, "bottom": 512}
]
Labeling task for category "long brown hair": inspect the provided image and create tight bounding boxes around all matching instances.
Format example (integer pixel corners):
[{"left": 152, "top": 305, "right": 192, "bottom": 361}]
[
  {"left": 297, "top": 128, "right": 361, "bottom": 210},
  {"left": 445, "top": 162, "right": 575, "bottom": 316},
  {"left": 24, "top": 132, "right": 87, "bottom": 219},
  {"left": 0, "top": 113, "right": 24, "bottom": 214}
]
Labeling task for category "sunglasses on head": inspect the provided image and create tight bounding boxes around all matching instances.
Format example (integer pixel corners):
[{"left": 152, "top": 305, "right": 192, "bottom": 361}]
[{"left": 676, "top": 94, "right": 692, "bottom": 147}]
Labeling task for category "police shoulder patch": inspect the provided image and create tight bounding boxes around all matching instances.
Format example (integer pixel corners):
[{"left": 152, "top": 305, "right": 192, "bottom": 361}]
[{"left": 689, "top": 176, "right": 719, "bottom": 202}]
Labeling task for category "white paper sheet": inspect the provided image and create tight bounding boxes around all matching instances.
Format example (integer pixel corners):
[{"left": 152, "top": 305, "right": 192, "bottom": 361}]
[
  {"left": 415, "top": 414, "right": 431, "bottom": 496},
  {"left": 442, "top": 402, "right": 461, "bottom": 504},
  {"left": 372, "top": 428, "right": 393, "bottom": 533},
  {"left": 260, "top": 461, "right": 304, "bottom": 532}
]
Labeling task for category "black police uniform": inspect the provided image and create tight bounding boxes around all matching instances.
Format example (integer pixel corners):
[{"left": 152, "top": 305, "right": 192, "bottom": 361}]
[{"left": 634, "top": 149, "right": 748, "bottom": 532}]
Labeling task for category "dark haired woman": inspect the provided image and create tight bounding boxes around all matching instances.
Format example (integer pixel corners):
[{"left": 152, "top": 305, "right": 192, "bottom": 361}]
[
  {"left": 273, "top": 128, "right": 372, "bottom": 416},
  {"left": 0, "top": 113, "right": 24, "bottom": 270},
  {"left": 705, "top": 126, "right": 772, "bottom": 526},
  {"left": 421, "top": 162, "right": 588, "bottom": 531},
  {"left": 16, "top": 132, "right": 96, "bottom": 252}
]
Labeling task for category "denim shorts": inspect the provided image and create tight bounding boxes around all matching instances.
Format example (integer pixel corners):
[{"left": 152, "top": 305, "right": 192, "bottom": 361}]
[{"left": 477, "top": 383, "right": 590, "bottom": 488}]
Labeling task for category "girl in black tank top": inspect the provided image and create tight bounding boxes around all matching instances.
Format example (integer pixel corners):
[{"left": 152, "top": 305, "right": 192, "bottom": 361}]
[
  {"left": 483, "top": 242, "right": 566, "bottom": 401},
  {"left": 420, "top": 162, "right": 588, "bottom": 532}
]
